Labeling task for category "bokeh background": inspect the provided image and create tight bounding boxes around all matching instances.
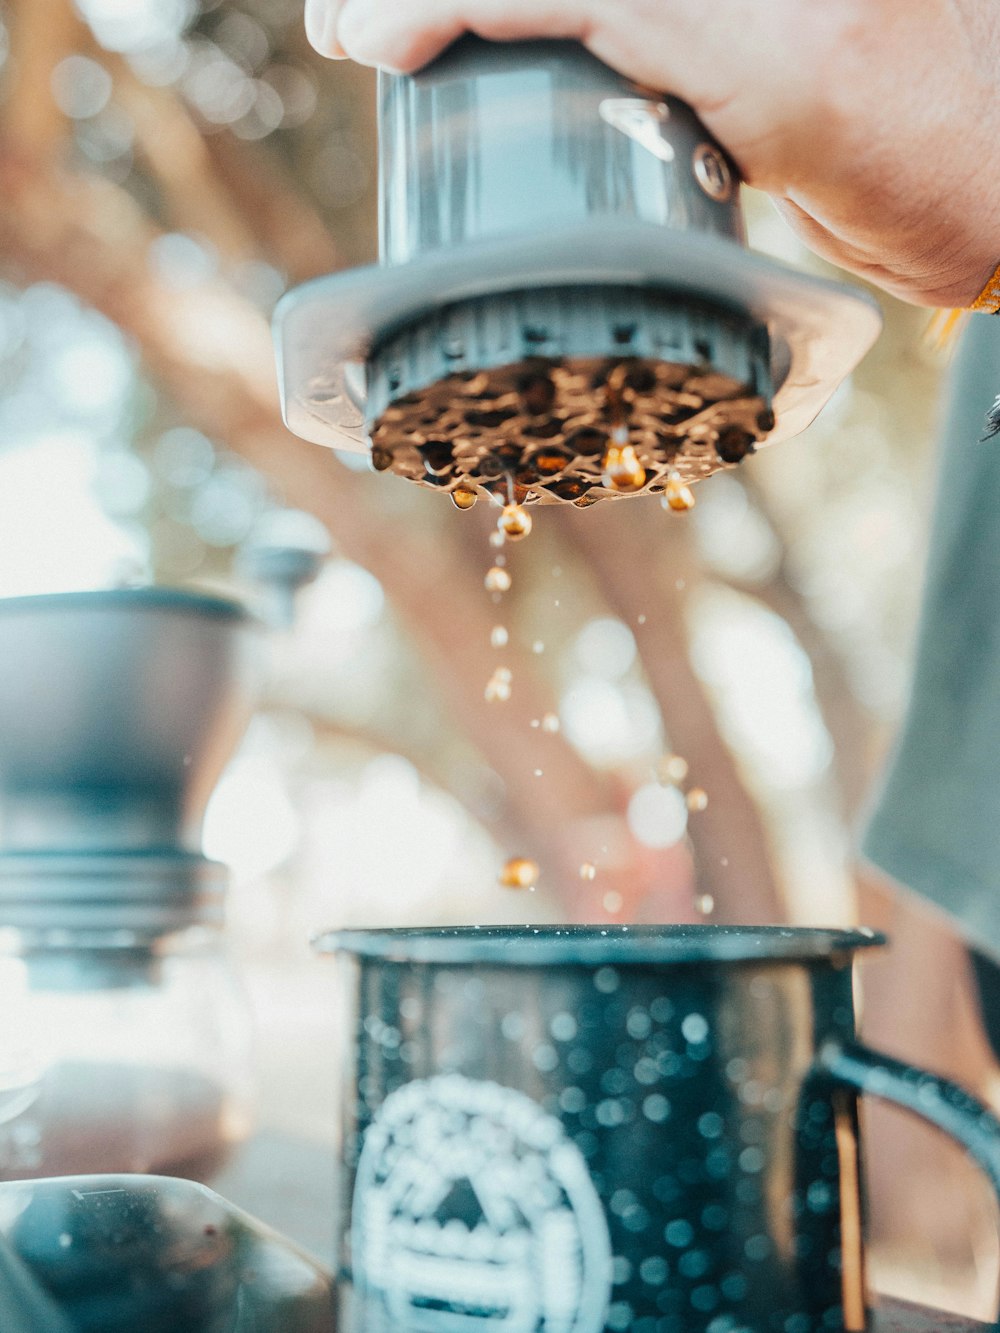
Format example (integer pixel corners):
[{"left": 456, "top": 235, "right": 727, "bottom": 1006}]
[{"left": 1, "top": 0, "right": 990, "bottom": 1317}]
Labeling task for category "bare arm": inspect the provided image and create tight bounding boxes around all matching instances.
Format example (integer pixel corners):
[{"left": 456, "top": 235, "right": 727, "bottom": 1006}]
[{"left": 305, "top": 0, "right": 1000, "bottom": 310}]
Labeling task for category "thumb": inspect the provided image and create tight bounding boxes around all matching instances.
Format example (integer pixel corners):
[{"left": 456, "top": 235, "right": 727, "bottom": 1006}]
[
  {"left": 305, "top": 0, "right": 349, "bottom": 56},
  {"left": 335, "top": 0, "right": 598, "bottom": 72}
]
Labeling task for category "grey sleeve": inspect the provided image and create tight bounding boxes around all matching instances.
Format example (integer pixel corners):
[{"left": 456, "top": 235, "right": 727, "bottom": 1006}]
[{"left": 861, "top": 313, "right": 1000, "bottom": 960}]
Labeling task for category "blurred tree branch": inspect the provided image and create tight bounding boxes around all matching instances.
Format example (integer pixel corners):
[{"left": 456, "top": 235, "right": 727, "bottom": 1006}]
[
  {"left": 200, "top": 131, "right": 345, "bottom": 281},
  {"left": 3, "top": 0, "right": 79, "bottom": 158},
  {"left": 111, "top": 55, "right": 346, "bottom": 280},
  {"left": 0, "top": 144, "right": 677, "bottom": 915},
  {"left": 113, "top": 62, "right": 265, "bottom": 265},
  {"left": 553, "top": 504, "right": 786, "bottom": 924},
  {"left": 717, "top": 553, "right": 878, "bottom": 820}
]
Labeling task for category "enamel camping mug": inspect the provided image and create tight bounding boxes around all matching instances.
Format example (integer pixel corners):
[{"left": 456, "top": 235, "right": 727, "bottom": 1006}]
[{"left": 319, "top": 925, "right": 1000, "bottom": 1332}]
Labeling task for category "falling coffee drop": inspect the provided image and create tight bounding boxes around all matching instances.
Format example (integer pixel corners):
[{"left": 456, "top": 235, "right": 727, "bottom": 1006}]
[
  {"left": 490, "top": 625, "right": 509, "bottom": 648},
  {"left": 485, "top": 566, "right": 512, "bottom": 593},
  {"left": 489, "top": 529, "right": 506, "bottom": 550},
  {"left": 499, "top": 503, "right": 532, "bottom": 541},
  {"left": 499, "top": 857, "right": 539, "bottom": 890},
  {"left": 580, "top": 862, "right": 597, "bottom": 881},
  {"left": 655, "top": 753, "right": 689, "bottom": 785},
  {"left": 662, "top": 471, "right": 696, "bottom": 512},
  {"left": 451, "top": 485, "right": 478, "bottom": 510},
  {"left": 541, "top": 712, "right": 560, "bottom": 735},
  {"left": 601, "top": 441, "right": 646, "bottom": 493},
  {"left": 485, "top": 665, "right": 513, "bottom": 703},
  {"left": 686, "top": 787, "right": 709, "bottom": 812},
  {"left": 695, "top": 893, "right": 715, "bottom": 916}
]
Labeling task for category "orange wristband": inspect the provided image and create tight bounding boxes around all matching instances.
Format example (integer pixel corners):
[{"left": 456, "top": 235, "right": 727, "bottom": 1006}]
[{"left": 970, "top": 260, "right": 1000, "bottom": 313}]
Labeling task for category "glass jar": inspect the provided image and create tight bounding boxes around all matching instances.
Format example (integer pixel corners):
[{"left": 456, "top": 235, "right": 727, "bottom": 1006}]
[{"left": 0, "top": 924, "right": 253, "bottom": 1183}]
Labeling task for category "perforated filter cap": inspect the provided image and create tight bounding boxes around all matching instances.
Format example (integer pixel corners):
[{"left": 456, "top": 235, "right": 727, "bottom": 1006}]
[{"left": 367, "top": 287, "right": 772, "bottom": 505}]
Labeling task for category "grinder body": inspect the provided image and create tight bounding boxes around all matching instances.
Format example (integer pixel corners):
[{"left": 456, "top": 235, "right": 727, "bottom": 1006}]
[{"left": 372, "top": 37, "right": 771, "bottom": 506}]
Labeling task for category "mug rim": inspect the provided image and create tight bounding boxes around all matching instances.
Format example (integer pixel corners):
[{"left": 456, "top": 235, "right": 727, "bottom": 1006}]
[
  {"left": 0, "top": 587, "right": 248, "bottom": 622},
  {"left": 314, "top": 923, "right": 885, "bottom": 966}
]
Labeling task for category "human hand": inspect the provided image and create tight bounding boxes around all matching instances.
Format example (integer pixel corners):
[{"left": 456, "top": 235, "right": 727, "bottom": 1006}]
[{"left": 304, "top": 0, "right": 1000, "bottom": 310}]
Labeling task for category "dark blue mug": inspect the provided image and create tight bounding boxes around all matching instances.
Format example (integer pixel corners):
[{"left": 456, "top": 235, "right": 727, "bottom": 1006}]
[{"left": 318, "top": 925, "right": 1000, "bottom": 1332}]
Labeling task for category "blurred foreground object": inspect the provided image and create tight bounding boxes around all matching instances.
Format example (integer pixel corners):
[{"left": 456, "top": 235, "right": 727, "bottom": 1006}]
[{"left": 0, "top": 1174, "right": 334, "bottom": 1332}]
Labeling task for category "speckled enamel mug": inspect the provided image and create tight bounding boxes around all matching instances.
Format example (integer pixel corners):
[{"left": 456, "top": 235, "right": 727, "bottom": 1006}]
[{"left": 318, "top": 925, "right": 1000, "bottom": 1333}]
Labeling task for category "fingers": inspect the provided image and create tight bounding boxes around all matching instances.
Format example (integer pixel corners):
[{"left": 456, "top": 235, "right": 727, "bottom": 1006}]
[
  {"left": 305, "top": 0, "right": 348, "bottom": 56},
  {"left": 336, "top": 0, "right": 466, "bottom": 71},
  {"left": 305, "top": 0, "right": 793, "bottom": 149},
  {"left": 318, "top": 0, "right": 598, "bottom": 72}
]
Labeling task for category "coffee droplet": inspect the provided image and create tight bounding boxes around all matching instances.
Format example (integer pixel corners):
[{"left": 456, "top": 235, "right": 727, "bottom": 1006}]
[
  {"left": 656, "top": 753, "right": 689, "bottom": 785},
  {"left": 541, "top": 712, "right": 560, "bottom": 734},
  {"left": 485, "top": 566, "right": 512, "bottom": 593},
  {"left": 580, "top": 862, "right": 597, "bottom": 881},
  {"left": 686, "top": 787, "right": 709, "bottom": 812},
  {"left": 603, "top": 890, "right": 624, "bottom": 913},
  {"left": 695, "top": 893, "right": 715, "bottom": 916},
  {"left": 451, "top": 485, "right": 478, "bottom": 510},
  {"left": 499, "top": 856, "right": 539, "bottom": 890},
  {"left": 499, "top": 503, "right": 532, "bottom": 541},
  {"left": 602, "top": 442, "right": 646, "bottom": 493},
  {"left": 490, "top": 625, "right": 509, "bottom": 649},
  {"left": 485, "top": 668, "right": 512, "bottom": 703},
  {"left": 371, "top": 447, "right": 394, "bottom": 472},
  {"left": 489, "top": 530, "right": 506, "bottom": 550},
  {"left": 663, "top": 472, "right": 696, "bottom": 512}
]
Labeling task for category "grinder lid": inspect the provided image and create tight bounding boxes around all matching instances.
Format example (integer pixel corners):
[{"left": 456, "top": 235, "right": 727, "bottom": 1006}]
[{"left": 275, "top": 217, "right": 882, "bottom": 455}]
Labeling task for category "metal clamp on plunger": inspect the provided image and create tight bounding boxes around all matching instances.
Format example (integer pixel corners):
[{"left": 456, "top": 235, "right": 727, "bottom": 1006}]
[{"left": 274, "top": 38, "right": 882, "bottom": 507}]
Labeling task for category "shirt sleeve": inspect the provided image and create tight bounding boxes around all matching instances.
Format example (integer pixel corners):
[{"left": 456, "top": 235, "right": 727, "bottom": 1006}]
[{"left": 861, "top": 313, "right": 1000, "bottom": 961}]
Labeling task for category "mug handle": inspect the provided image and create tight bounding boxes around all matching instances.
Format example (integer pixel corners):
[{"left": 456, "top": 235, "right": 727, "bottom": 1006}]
[{"left": 817, "top": 1038, "right": 1000, "bottom": 1329}]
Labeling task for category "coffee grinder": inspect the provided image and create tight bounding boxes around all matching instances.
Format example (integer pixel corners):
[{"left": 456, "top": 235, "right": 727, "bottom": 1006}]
[
  {"left": 0, "top": 588, "right": 258, "bottom": 1180},
  {"left": 273, "top": 37, "right": 882, "bottom": 507}
]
